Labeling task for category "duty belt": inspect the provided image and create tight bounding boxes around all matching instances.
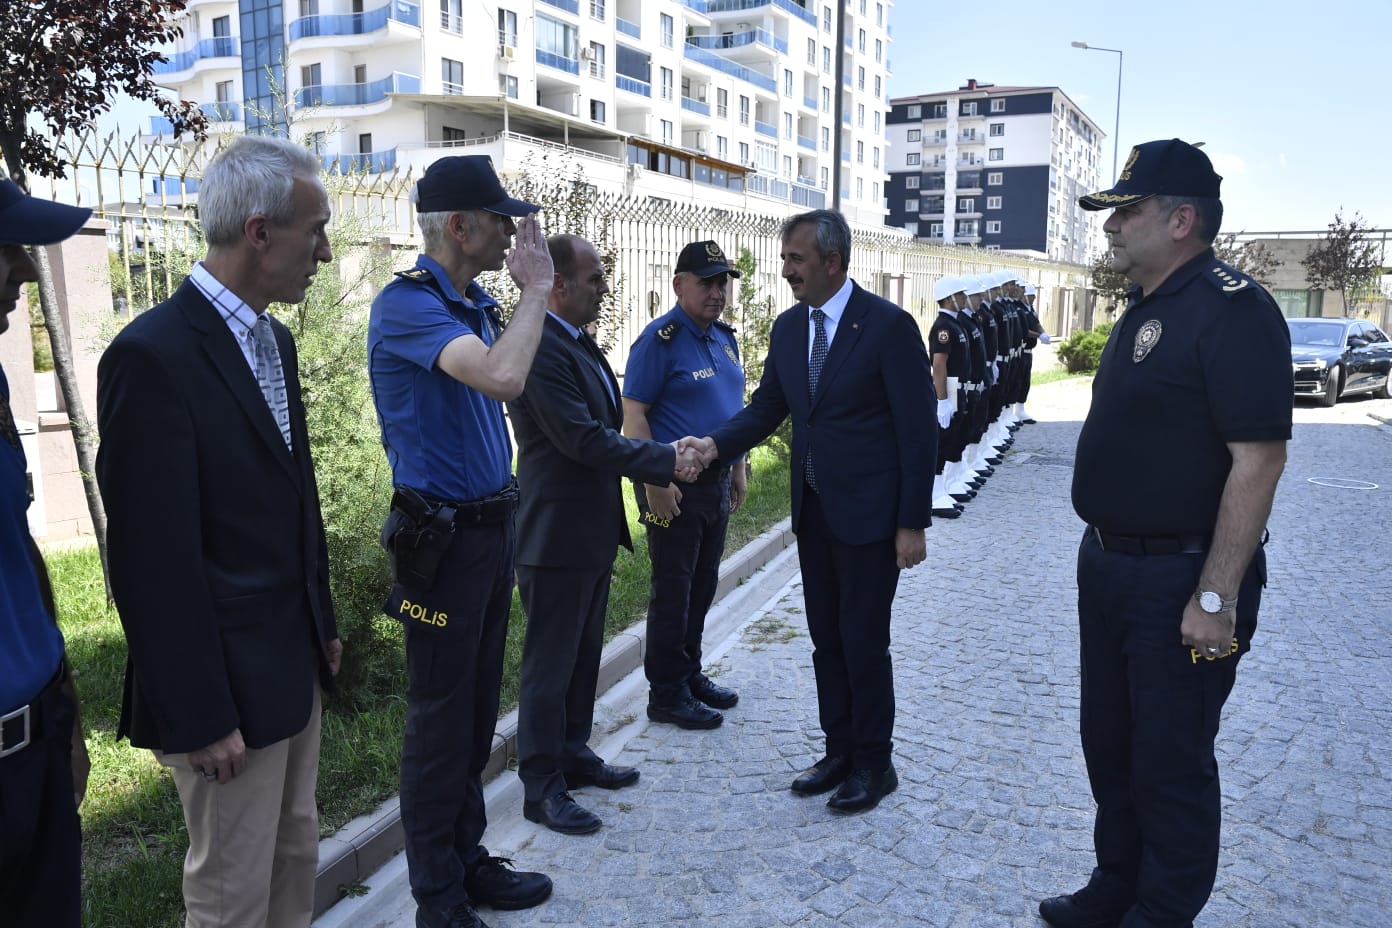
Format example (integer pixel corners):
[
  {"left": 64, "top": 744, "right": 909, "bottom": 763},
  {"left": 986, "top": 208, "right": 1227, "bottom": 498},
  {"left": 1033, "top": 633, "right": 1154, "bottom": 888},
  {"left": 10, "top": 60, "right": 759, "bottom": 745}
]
[
  {"left": 1090, "top": 526, "right": 1208, "bottom": 555},
  {"left": 392, "top": 479, "right": 518, "bottom": 527},
  {"left": 1, "top": 667, "right": 63, "bottom": 759}
]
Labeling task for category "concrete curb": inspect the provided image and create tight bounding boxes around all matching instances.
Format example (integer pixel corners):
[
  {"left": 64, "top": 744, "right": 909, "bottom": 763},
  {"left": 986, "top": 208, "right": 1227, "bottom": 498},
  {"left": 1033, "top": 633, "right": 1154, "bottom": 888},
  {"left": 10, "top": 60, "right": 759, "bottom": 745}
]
[{"left": 310, "top": 516, "right": 797, "bottom": 915}]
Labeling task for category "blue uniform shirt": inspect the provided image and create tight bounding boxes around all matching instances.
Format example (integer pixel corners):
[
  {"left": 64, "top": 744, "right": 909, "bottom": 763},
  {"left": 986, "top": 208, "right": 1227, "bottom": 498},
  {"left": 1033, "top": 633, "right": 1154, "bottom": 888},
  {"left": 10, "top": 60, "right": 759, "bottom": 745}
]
[
  {"left": 623, "top": 306, "right": 745, "bottom": 443},
  {"left": 368, "top": 255, "right": 513, "bottom": 502},
  {"left": 0, "top": 366, "right": 64, "bottom": 713}
]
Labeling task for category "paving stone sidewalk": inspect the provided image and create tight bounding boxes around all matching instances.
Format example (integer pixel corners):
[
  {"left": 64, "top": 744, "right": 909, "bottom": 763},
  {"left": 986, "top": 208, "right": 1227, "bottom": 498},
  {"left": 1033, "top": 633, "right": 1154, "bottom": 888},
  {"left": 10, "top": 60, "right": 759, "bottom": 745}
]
[{"left": 318, "top": 382, "right": 1392, "bottom": 928}]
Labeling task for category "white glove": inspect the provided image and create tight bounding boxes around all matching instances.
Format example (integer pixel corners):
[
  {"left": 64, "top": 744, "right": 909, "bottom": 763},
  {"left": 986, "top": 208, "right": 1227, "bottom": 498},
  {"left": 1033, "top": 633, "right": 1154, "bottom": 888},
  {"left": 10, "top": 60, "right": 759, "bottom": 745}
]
[
  {"left": 1039, "top": 332, "right": 1052, "bottom": 344},
  {"left": 991, "top": 362, "right": 1000, "bottom": 382},
  {"left": 936, "top": 399, "right": 952, "bottom": 429}
]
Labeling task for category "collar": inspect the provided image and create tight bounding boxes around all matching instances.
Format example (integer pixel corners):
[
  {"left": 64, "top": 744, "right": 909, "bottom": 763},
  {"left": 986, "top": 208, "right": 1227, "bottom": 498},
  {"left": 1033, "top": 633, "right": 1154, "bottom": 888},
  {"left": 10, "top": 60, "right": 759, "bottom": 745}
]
[
  {"left": 414, "top": 254, "right": 499, "bottom": 311},
  {"left": 1134, "top": 248, "right": 1216, "bottom": 303},
  {"left": 189, "top": 261, "right": 260, "bottom": 331},
  {"left": 547, "top": 310, "right": 582, "bottom": 340},
  {"left": 808, "top": 277, "right": 853, "bottom": 323},
  {"left": 669, "top": 304, "right": 718, "bottom": 339}
]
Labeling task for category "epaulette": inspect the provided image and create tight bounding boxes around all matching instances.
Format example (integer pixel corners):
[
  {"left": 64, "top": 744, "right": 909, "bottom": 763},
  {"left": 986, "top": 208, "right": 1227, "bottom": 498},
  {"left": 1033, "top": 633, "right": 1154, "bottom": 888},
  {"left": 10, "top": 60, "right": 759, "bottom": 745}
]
[
  {"left": 655, "top": 321, "right": 679, "bottom": 344},
  {"left": 712, "top": 318, "right": 736, "bottom": 334},
  {"left": 395, "top": 267, "right": 435, "bottom": 284},
  {"left": 1202, "top": 262, "right": 1255, "bottom": 298}
]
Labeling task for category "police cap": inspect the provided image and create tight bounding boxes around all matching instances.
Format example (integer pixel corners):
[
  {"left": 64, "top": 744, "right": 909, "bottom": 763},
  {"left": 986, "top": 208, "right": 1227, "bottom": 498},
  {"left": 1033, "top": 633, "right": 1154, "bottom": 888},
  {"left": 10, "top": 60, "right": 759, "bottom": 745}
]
[{"left": 1079, "top": 139, "right": 1222, "bottom": 211}]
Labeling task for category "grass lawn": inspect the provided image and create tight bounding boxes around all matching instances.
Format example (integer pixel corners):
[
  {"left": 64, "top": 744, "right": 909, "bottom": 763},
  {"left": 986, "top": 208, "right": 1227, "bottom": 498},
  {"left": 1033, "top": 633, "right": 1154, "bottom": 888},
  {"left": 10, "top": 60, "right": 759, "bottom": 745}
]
[
  {"left": 1031, "top": 366, "right": 1092, "bottom": 387},
  {"left": 58, "top": 448, "right": 791, "bottom": 927}
]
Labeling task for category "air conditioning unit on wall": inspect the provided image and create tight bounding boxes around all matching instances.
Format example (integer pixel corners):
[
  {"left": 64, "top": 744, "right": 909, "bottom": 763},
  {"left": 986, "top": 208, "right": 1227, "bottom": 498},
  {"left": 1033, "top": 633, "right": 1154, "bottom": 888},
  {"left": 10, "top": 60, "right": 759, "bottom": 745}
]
[{"left": 499, "top": 45, "right": 515, "bottom": 60}]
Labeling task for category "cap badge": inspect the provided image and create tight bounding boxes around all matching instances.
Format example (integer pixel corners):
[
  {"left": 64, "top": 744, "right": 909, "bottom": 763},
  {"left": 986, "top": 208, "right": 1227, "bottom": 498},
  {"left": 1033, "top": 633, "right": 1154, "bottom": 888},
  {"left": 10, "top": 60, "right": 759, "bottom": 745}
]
[
  {"left": 1119, "top": 146, "right": 1141, "bottom": 181},
  {"left": 1133, "top": 319, "right": 1162, "bottom": 363},
  {"left": 705, "top": 242, "right": 723, "bottom": 260}
]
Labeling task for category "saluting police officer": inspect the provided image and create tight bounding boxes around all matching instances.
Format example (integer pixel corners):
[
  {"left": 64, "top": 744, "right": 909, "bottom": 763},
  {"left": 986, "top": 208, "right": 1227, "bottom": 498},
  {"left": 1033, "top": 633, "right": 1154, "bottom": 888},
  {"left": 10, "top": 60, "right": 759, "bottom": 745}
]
[
  {"left": 369, "top": 156, "right": 554, "bottom": 928},
  {"left": 1040, "top": 139, "right": 1291, "bottom": 928},
  {"left": 928, "top": 275, "right": 969, "bottom": 519},
  {"left": 622, "top": 241, "right": 746, "bottom": 730}
]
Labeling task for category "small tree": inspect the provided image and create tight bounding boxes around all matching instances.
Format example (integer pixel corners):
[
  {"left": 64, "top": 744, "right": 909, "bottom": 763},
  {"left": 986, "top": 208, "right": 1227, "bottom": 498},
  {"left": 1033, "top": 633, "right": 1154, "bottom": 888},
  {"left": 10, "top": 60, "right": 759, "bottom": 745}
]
[
  {"left": 0, "top": 0, "right": 207, "bottom": 571},
  {"left": 1088, "top": 252, "right": 1130, "bottom": 315},
  {"left": 1302, "top": 211, "right": 1383, "bottom": 316},
  {"left": 1213, "top": 233, "right": 1281, "bottom": 288},
  {"left": 732, "top": 246, "right": 791, "bottom": 463}
]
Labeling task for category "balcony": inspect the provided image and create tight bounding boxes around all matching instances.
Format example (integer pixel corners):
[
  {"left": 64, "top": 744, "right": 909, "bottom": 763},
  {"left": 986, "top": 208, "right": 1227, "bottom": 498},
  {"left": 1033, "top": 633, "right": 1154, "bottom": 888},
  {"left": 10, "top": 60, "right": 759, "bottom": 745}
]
[
  {"left": 294, "top": 71, "right": 420, "bottom": 109},
  {"left": 153, "top": 36, "right": 238, "bottom": 76},
  {"left": 746, "top": 173, "right": 826, "bottom": 209},
  {"left": 679, "top": 0, "right": 709, "bottom": 12},
  {"left": 686, "top": 28, "right": 788, "bottom": 55},
  {"left": 797, "top": 134, "right": 815, "bottom": 150},
  {"left": 536, "top": 49, "right": 580, "bottom": 74},
  {"left": 615, "top": 74, "right": 651, "bottom": 96},
  {"left": 681, "top": 43, "right": 776, "bottom": 93},
  {"left": 540, "top": 0, "right": 580, "bottom": 10},
  {"left": 803, "top": 94, "right": 816, "bottom": 110},
  {"left": 322, "top": 148, "right": 398, "bottom": 174},
  {"left": 148, "top": 101, "right": 244, "bottom": 137},
  {"left": 754, "top": 119, "right": 776, "bottom": 137},
  {"left": 923, "top": 134, "right": 948, "bottom": 148},
  {"left": 288, "top": 1, "right": 420, "bottom": 41},
  {"left": 616, "top": 17, "right": 640, "bottom": 37},
  {"left": 957, "top": 133, "right": 985, "bottom": 147},
  {"left": 706, "top": 0, "right": 815, "bottom": 27},
  {"left": 681, "top": 96, "right": 711, "bottom": 116}
]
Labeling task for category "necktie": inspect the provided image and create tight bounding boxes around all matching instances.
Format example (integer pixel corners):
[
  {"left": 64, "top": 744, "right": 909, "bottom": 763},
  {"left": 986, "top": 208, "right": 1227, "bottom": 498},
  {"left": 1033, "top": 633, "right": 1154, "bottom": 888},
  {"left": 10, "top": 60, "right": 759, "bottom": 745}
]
[
  {"left": 805, "top": 308, "right": 828, "bottom": 491},
  {"left": 252, "top": 314, "right": 293, "bottom": 452},
  {"left": 579, "top": 330, "right": 617, "bottom": 409}
]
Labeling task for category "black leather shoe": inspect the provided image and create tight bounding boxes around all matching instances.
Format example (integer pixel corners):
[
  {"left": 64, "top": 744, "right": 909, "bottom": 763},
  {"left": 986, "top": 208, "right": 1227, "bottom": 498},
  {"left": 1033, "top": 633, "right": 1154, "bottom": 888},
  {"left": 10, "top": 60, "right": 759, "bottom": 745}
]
[
  {"left": 566, "top": 763, "right": 639, "bottom": 790},
  {"left": 1037, "top": 880, "right": 1132, "bottom": 928},
  {"left": 826, "top": 764, "right": 898, "bottom": 814},
  {"left": 647, "top": 694, "right": 723, "bottom": 729},
  {"left": 522, "top": 792, "right": 601, "bottom": 835},
  {"left": 789, "top": 755, "right": 851, "bottom": 795},
  {"left": 690, "top": 674, "right": 739, "bottom": 709},
  {"left": 464, "top": 855, "right": 552, "bottom": 911},
  {"left": 416, "top": 902, "right": 490, "bottom": 928},
  {"left": 932, "top": 507, "right": 962, "bottom": 519}
]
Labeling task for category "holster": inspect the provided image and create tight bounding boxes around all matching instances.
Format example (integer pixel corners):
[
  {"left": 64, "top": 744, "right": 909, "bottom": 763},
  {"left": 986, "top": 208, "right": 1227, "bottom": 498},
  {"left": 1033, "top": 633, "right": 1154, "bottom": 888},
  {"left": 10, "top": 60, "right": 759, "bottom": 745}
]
[{"left": 382, "top": 487, "right": 456, "bottom": 591}]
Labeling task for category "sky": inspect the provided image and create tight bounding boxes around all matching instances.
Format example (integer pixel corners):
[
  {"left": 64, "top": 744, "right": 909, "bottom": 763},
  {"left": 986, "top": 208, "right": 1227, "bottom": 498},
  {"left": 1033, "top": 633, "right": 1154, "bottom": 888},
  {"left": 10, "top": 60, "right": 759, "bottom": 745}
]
[{"left": 885, "top": 0, "right": 1390, "bottom": 234}]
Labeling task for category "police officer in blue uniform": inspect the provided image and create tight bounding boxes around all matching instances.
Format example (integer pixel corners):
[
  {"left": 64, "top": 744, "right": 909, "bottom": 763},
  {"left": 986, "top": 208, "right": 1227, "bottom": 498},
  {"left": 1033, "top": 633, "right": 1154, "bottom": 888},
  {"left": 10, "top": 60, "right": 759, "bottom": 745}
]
[
  {"left": 369, "top": 156, "right": 555, "bottom": 928},
  {"left": 622, "top": 241, "right": 746, "bottom": 730},
  {"left": 1040, "top": 140, "right": 1292, "bottom": 928},
  {"left": 0, "top": 182, "right": 90, "bottom": 928}
]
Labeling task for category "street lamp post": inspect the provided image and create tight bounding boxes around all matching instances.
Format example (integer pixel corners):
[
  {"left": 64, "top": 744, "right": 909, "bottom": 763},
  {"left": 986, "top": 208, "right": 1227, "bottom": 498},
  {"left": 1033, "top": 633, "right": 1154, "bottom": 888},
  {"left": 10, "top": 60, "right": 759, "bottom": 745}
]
[{"left": 1071, "top": 41, "right": 1124, "bottom": 182}]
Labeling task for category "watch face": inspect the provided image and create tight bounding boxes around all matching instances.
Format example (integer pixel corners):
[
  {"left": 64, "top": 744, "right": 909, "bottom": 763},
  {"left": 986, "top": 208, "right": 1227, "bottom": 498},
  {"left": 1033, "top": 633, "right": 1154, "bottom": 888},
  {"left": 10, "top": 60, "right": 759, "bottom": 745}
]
[{"left": 1199, "top": 591, "right": 1222, "bottom": 613}]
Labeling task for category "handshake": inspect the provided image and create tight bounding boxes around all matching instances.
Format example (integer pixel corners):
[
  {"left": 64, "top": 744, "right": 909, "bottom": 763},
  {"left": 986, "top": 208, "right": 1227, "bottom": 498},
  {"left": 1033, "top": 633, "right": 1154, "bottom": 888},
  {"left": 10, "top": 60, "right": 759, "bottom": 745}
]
[{"left": 669, "top": 436, "right": 720, "bottom": 482}]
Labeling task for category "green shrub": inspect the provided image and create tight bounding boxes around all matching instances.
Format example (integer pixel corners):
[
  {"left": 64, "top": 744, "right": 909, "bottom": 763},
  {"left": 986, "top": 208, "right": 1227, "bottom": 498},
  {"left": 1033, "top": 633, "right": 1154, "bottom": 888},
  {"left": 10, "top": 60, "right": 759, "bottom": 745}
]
[{"left": 1056, "top": 321, "right": 1114, "bottom": 373}]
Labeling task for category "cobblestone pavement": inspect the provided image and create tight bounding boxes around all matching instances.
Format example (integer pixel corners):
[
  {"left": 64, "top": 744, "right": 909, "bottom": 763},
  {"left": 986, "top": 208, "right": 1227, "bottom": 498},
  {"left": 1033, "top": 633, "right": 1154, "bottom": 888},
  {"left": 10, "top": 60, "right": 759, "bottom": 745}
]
[{"left": 319, "top": 382, "right": 1392, "bottom": 928}]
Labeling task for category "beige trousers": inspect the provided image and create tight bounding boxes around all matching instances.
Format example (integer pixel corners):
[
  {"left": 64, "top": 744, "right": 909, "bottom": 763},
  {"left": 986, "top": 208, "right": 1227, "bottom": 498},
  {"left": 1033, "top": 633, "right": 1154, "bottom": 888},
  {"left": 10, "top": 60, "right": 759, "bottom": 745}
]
[{"left": 158, "top": 685, "right": 322, "bottom": 928}]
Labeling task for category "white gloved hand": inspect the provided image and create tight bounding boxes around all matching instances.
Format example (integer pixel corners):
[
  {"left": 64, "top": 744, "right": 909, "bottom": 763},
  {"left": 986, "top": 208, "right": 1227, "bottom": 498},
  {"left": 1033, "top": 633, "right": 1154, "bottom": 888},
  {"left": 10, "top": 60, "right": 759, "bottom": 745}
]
[
  {"left": 1040, "top": 332, "right": 1052, "bottom": 344},
  {"left": 936, "top": 399, "right": 952, "bottom": 429},
  {"left": 991, "top": 362, "right": 1000, "bottom": 382}
]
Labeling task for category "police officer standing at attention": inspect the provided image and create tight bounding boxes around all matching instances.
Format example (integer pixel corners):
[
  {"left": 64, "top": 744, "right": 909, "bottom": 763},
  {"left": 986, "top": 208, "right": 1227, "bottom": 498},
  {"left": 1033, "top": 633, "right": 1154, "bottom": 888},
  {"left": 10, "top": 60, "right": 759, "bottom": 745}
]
[
  {"left": 0, "top": 181, "right": 90, "bottom": 928},
  {"left": 1014, "top": 280, "right": 1050, "bottom": 425},
  {"left": 1041, "top": 139, "right": 1291, "bottom": 928},
  {"left": 622, "top": 241, "right": 746, "bottom": 730},
  {"left": 369, "top": 156, "right": 555, "bottom": 928},
  {"left": 928, "top": 276, "right": 968, "bottom": 520}
]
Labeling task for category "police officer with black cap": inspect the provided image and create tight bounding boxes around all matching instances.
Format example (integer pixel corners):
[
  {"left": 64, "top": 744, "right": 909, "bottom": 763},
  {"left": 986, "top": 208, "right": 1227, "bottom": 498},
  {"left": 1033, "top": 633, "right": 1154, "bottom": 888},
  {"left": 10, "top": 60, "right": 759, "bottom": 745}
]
[
  {"left": 370, "top": 155, "right": 555, "bottom": 928},
  {"left": 622, "top": 241, "right": 746, "bottom": 730},
  {"left": 1040, "top": 140, "right": 1291, "bottom": 928}
]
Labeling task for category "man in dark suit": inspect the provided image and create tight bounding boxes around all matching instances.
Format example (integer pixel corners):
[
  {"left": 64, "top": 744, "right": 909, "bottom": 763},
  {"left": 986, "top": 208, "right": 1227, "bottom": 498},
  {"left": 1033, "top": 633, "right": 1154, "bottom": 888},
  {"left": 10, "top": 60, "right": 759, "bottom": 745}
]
[
  {"left": 96, "top": 136, "right": 341, "bottom": 928},
  {"left": 699, "top": 209, "right": 934, "bottom": 815},
  {"left": 509, "top": 234, "right": 701, "bottom": 835}
]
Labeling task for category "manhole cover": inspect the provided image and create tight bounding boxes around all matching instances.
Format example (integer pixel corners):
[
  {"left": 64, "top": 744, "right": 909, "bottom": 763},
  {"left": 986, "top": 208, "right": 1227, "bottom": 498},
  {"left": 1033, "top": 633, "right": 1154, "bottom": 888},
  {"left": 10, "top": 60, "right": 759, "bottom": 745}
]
[{"left": 1307, "top": 477, "right": 1379, "bottom": 490}]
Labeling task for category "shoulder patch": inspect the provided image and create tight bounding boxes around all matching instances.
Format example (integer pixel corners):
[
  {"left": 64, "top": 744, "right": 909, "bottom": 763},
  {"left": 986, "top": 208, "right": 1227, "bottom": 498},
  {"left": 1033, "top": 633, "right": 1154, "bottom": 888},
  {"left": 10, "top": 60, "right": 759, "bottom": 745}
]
[
  {"left": 936, "top": 329, "right": 951, "bottom": 344},
  {"left": 395, "top": 267, "right": 435, "bottom": 283},
  {"left": 656, "top": 321, "right": 679, "bottom": 344},
  {"left": 712, "top": 318, "right": 736, "bottom": 333},
  {"left": 1203, "top": 262, "right": 1255, "bottom": 297}
]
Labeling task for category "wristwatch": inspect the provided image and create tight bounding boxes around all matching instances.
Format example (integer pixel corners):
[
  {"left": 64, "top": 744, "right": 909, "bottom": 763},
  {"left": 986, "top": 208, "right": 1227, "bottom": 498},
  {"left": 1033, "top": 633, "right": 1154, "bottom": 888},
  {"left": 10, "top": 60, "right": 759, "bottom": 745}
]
[{"left": 1194, "top": 590, "right": 1238, "bottom": 614}]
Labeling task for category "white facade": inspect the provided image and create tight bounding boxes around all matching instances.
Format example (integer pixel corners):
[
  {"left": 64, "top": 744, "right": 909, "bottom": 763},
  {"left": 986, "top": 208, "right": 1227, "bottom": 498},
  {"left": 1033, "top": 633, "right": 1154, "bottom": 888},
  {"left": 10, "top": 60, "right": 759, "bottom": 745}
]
[{"left": 149, "top": 0, "right": 894, "bottom": 224}]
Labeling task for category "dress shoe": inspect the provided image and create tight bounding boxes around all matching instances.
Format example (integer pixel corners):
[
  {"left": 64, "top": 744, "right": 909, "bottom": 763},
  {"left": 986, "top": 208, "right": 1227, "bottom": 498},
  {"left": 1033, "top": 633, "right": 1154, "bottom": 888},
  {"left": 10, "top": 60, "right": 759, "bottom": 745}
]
[
  {"left": 522, "top": 792, "right": 601, "bottom": 835},
  {"left": 789, "top": 754, "right": 852, "bottom": 795},
  {"left": 827, "top": 764, "right": 898, "bottom": 814},
  {"left": 932, "top": 506, "right": 962, "bottom": 519},
  {"left": 566, "top": 763, "right": 639, "bottom": 790},
  {"left": 464, "top": 855, "right": 552, "bottom": 910},
  {"left": 647, "top": 693, "right": 723, "bottom": 729},
  {"left": 949, "top": 491, "right": 975, "bottom": 503},
  {"left": 1037, "top": 880, "right": 1132, "bottom": 928},
  {"left": 1022, "top": 416, "right": 1037, "bottom": 425},
  {"left": 690, "top": 673, "right": 739, "bottom": 709},
  {"left": 416, "top": 902, "right": 490, "bottom": 928}
]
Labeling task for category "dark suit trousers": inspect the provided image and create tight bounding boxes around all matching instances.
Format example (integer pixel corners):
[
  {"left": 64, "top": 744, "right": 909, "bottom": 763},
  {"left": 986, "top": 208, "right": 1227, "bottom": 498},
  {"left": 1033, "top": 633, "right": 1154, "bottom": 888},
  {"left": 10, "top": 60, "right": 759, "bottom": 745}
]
[
  {"left": 515, "top": 564, "right": 612, "bottom": 801},
  {"left": 400, "top": 520, "right": 514, "bottom": 911},
  {"left": 795, "top": 485, "right": 900, "bottom": 770}
]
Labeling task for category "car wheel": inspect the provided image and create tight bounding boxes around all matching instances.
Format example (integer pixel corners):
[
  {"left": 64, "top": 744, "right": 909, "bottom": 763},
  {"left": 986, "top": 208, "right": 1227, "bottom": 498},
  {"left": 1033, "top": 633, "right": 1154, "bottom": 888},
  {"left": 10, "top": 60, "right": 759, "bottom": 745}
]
[
  {"left": 1320, "top": 365, "right": 1341, "bottom": 407},
  {"left": 1376, "top": 371, "right": 1392, "bottom": 400}
]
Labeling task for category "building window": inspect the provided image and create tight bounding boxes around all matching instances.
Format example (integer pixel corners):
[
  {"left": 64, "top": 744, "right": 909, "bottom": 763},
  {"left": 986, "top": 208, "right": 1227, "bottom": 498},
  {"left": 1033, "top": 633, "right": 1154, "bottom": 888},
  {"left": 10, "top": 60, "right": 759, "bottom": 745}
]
[
  {"left": 856, "top": 176, "right": 863, "bottom": 199},
  {"left": 907, "top": 129, "right": 922, "bottom": 142},
  {"left": 822, "top": 87, "right": 831, "bottom": 112},
  {"left": 442, "top": 126, "right": 467, "bottom": 145},
  {"left": 905, "top": 175, "right": 920, "bottom": 189},
  {"left": 739, "top": 95, "right": 750, "bottom": 126},
  {"left": 961, "top": 102, "right": 977, "bottom": 116},
  {"left": 874, "top": 75, "right": 881, "bottom": 97},
  {"left": 498, "top": 8, "right": 517, "bottom": 46},
  {"left": 989, "top": 148, "right": 1004, "bottom": 161},
  {"left": 717, "top": 88, "right": 728, "bottom": 118},
  {"left": 588, "top": 42, "right": 606, "bottom": 78},
  {"left": 873, "top": 147, "right": 879, "bottom": 169},
  {"left": 660, "top": 67, "right": 673, "bottom": 100},
  {"left": 820, "top": 127, "right": 830, "bottom": 150},
  {"left": 905, "top": 198, "right": 919, "bottom": 212},
  {"left": 500, "top": 74, "right": 518, "bottom": 98},
  {"left": 933, "top": 103, "right": 947, "bottom": 118},
  {"left": 991, "top": 98, "right": 1005, "bottom": 112},
  {"left": 858, "top": 29, "right": 866, "bottom": 52},
  {"left": 856, "top": 141, "right": 864, "bottom": 163},
  {"left": 783, "top": 69, "right": 793, "bottom": 97},
  {"left": 905, "top": 221, "right": 918, "bottom": 235},
  {"left": 990, "top": 122, "right": 1004, "bottom": 136},
  {"left": 535, "top": 15, "right": 578, "bottom": 61},
  {"left": 986, "top": 220, "right": 1002, "bottom": 234},
  {"left": 442, "top": 57, "right": 464, "bottom": 94},
  {"left": 739, "top": 141, "right": 750, "bottom": 164},
  {"left": 660, "top": 118, "right": 673, "bottom": 144},
  {"left": 987, "top": 171, "right": 1003, "bottom": 185},
  {"left": 907, "top": 104, "right": 921, "bottom": 118},
  {"left": 823, "top": 46, "right": 831, "bottom": 73},
  {"left": 876, "top": 2, "right": 883, "bottom": 25},
  {"left": 906, "top": 153, "right": 920, "bottom": 165},
  {"left": 716, "top": 135, "right": 727, "bottom": 158},
  {"left": 873, "top": 112, "right": 880, "bottom": 132},
  {"left": 441, "top": 0, "right": 463, "bottom": 34},
  {"left": 874, "top": 38, "right": 882, "bottom": 62},
  {"left": 784, "top": 112, "right": 793, "bottom": 139},
  {"left": 958, "top": 198, "right": 974, "bottom": 212},
  {"left": 215, "top": 79, "right": 234, "bottom": 102},
  {"left": 660, "top": 13, "right": 673, "bottom": 48},
  {"left": 807, "top": 37, "right": 816, "bottom": 66},
  {"left": 823, "top": 5, "right": 832, "bottom": 31},
  {"left": 590, "top": 99, "right": 606, "bottom": 123},
  {"left": 590, "top": 0, "right": 605, "bottom": 19},
  {"left": 987, "top": 196, "right": 1002, "bottom": 209},
  {"left": 957, "top": 220, "right": 978, "bottom": 236},
  {"left": 857, "top": 103, "right": 865, "bottom": 127},
  {"left": 872, "top": 181, "right": 879, "bottom": 201},
  {"left": 857, "top": 66, "right": 865, "bottom": 90},
  {"left": 820, "top": 166, "right": 829, "bottom": 188}
]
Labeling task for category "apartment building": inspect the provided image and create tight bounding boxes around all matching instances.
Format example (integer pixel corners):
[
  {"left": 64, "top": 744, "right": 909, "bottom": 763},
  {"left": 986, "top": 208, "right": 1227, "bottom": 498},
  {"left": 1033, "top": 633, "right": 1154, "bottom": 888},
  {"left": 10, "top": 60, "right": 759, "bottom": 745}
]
[
  {"left": 884, "top": 79, "right": 1103, "bottom": 263},
  {"left": 146, "top": 0, "right": 893, "bottom": 225}
]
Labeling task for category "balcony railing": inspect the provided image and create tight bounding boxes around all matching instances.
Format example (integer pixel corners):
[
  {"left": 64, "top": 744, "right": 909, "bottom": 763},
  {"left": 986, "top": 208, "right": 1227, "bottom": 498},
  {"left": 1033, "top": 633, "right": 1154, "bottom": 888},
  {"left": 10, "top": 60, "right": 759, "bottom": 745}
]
[
  {"left": 152, "top": 36, "right": 239, "bottom": 74},
  {"left": 797, "top": 134, "right": 815, "bottom": 150},
  {"left": 536, "top": 49, "right": 580, "bottom": 74},
  {"left": 289, "top": 1, "right": 420, "bottom": 40},
  {"left": 538, "top": 0, "right": 580, "bottom": 12},
  {"left": 294, "top": 72, "right": 421, "bottom": 108},
  {"left": 686, "top": 28, "right": 788, "bottom": 54},
  {"left": 803, "top": 94, "right": 816, "bottom": 109},
  {"left": 616, "top": 17, "right": 640, "bottom": 37},
  {"left": 682, "top": 43, "right": 776, "bottom": 92},
  {"left": 754, "top": 119, "right": 776, "bottom": 137},
  {"left": 148, "top": 101, "right": 245, "bottom": 135},
  {"left": 322, "top": 148, "right": 398, "bottom": 174},
  {"left": 679, "top": 0, "right": 709, "bottom": 12},
  {"left": 615, "top": 74, "right": 651, "bottom": 96},
  {"left": 705, "top": 0, "right": 815, "bottom": 27},
  {"left": 681, "top": 97, "right": 711, "bottom": 116}
]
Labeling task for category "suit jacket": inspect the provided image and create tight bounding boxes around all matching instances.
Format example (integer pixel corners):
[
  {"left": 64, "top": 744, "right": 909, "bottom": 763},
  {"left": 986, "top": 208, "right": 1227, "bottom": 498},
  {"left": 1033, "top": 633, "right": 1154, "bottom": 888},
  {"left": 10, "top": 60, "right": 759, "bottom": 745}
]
[
  {"left": 96, "top": 279, "right": 338, "bottom": 753},
  {"left": 710, "top": 282, "right": 935, "bottom": 546},
  {"left": 509, "top": 316, "right": 674, "bottom": 569}
]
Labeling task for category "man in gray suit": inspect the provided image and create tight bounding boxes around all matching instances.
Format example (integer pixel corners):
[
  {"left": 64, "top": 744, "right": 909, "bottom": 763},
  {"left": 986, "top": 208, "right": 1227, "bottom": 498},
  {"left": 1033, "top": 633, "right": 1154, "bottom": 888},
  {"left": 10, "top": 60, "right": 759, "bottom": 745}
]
[{"left": 509, "top": 234, "right": 702, "bottom": 835}]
